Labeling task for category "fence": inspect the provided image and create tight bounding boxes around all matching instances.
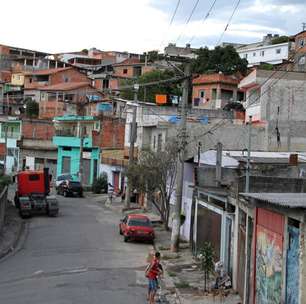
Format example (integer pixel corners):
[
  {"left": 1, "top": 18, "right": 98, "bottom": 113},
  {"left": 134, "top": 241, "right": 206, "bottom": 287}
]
[{"left": 0, "top": 186, "right": 8, "bottom": 234}]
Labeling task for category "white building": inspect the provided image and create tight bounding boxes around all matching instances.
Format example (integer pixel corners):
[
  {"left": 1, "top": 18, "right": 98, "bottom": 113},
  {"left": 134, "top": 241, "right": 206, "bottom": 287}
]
[{"left": 236, "top": 34, "right": 289, "bottom": 67}]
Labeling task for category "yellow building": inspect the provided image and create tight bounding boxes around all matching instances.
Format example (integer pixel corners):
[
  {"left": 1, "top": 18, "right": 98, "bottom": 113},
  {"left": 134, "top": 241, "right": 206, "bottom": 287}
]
[{"left": 11, "top": 73, "right": 25, "bottom": 86}]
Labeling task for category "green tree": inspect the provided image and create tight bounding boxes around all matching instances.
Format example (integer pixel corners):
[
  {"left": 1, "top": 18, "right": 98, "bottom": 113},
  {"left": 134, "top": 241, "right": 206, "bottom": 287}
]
[
  {"left": 25, "top": 99, "right": 39, "bottom": 118},
  {"left": 124, "top": 141, "right": 178, "bottom": 230},
  {"left": 191, "top": 45, "right": 248, "bottom": 75},
  {"left": 120, "top": 69, "right": 181, "bottom": 103},
  {"left": 271, "top": 35, "right": 289, "bottom": 45}
]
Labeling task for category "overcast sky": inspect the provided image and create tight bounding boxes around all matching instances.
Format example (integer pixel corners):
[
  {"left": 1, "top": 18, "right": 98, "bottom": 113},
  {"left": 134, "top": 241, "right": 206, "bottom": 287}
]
[{"left": 0, "top": 0, "right": 305, "bottom": 54}]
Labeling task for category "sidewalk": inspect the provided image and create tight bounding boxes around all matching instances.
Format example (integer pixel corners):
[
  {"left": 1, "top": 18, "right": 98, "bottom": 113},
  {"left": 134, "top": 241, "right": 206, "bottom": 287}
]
[
  {"left": 90, "top": 194, "right": 241, "bottom": 303},
  {"left": 0, "top": 201, "right": 25, "bottom": 261}
]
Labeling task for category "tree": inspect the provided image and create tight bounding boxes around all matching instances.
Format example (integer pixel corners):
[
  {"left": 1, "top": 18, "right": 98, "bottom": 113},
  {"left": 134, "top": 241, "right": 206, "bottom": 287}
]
[
  {"left": 271, "top": 35, "right": 289, "bottom": 45},
  {"left": 124, "top": 141, "right": 178, "bottom": 230},
  {"left": 191, "top": 45, "right": 248, "bottom": 75},
  {"left": 198, "top": 242, "right": 215, "bottom": 292},
  {"left": 25, "top": 99, "right": 39, "bottom": 118},
  {"left": 120, "top": 69, "right": 182, "bottom": 103}
]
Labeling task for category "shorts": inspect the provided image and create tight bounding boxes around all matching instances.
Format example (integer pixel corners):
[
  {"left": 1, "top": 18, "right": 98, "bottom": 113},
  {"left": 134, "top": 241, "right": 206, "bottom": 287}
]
[{"left": 148, "top": 278, "right": 158, "bottom": 292}]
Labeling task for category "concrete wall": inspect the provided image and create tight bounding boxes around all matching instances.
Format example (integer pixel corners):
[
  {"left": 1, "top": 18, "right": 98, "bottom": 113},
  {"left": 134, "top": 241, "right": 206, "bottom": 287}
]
[
  {"left": 100, "top": 163, "right": 123, "bottom": 190},
  {"left": 0, "top": 187, "right": 7, "bottom": 235}
]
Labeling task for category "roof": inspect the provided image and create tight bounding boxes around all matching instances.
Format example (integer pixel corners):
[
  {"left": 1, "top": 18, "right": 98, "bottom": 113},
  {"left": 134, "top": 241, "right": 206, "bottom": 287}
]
[
  {"left": 241, "top": 193, "right": 306, "bottom": 209},
  {"left": 54, "top": 115, "right": 97, "bottom": 121},
  {"left": 194, "top": 150, "right": 239, "bottom": 168},
  {"left": 39, "top": 82, "right": 90, "bottom": 91},
  {"left": 113, "top": 58, "right": 142, "bottom": 66},
  {"left": 24, "top": 67, "right": 72, "bottom": 76},
  {"left": 193, "top": 73, "right": 240, "bottom": 85},
  {"left": 127, "top": 214, "right": 150, "bottom": 219}
]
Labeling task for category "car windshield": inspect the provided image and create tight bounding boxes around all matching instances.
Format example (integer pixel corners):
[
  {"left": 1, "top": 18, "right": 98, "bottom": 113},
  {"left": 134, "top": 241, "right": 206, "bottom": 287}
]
[{"left": 128, "top": 218, "right": 151, "bottom": 227}]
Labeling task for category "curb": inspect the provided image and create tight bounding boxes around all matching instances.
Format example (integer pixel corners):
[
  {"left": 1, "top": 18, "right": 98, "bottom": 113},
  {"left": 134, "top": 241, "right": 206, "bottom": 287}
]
[{"left": 0, "top": 217, "right": 26, "bottom": 262}]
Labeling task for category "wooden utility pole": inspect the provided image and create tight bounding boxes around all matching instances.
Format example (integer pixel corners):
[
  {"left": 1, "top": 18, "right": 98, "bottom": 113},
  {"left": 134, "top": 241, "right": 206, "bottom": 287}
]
[
  {"left": 171, "top": 62, "right": 191, "bottom": 252},
  {"left": 124, "top": 85, "right": 139, "bottom": 209}
]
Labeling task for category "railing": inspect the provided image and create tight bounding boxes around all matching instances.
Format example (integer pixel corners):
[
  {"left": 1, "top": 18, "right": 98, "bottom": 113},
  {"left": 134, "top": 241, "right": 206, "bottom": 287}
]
[
  {"left": 55, "top": 129, "right": 78, "bottom": 137},
  {"left": 0, "top": 186, "right": 8, "bottom": 235},
  {"left": 0, "top": 131, "right": 21, "bottom": 139}
]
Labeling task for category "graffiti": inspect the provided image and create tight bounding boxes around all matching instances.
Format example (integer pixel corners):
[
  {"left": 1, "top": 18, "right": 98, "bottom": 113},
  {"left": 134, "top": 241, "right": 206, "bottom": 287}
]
[{"left": 256, "top": 226, "right": 283, "bottom": 304}]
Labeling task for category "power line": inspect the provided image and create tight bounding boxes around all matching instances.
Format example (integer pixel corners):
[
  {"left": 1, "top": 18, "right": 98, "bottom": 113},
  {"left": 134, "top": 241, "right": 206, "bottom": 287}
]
[
  {"left": 216, "top": 0, "right": 241, "bottom": 46},
  {"left": 160, "top": 0, "right": 182, "bottom": 49},
  {"left": 188, "top": 0, "right": 218, "bottom": 45},
  {"left": 176, "top": 0, "right": 202, "bottom": 44}
]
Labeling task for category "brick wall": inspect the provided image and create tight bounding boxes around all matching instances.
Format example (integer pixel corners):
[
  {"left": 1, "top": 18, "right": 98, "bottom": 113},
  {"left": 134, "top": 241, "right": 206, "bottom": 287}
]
[
  {"left": 22, "top": 119, "right": 55, "bottom": 140},
  {"left": 93, "top": 117, "right": 125, "bottom": 149},
  {"left": 50, "top": 68, "right": 90, "bottom": 85}
]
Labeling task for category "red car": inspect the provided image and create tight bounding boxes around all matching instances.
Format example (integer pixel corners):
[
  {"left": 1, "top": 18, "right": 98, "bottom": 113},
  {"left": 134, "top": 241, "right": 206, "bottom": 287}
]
[{"left": 119, "top": 214, "right": 155, "bottom": 243}]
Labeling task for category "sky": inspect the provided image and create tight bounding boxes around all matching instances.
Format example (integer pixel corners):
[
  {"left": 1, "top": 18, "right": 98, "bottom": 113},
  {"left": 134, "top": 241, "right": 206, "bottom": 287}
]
[{"left": 0, "top": 0, "right": 305, "bottom": 54}]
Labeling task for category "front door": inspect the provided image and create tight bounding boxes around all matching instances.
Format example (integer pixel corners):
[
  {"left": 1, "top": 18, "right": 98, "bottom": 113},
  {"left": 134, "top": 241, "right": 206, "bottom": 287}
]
[
  {"left": 286, "top": 223, "right": 300, "bottom": 304},
  {"left": 62, "top": 156, "right": 71, "bottom": 174},
  {"left": 113, "top": 172, "right": 120, "bottom": 192}
]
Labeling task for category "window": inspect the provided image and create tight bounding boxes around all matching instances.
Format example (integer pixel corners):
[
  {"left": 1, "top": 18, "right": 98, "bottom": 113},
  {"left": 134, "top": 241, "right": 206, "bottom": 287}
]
[
  {"left": 29, "top": 174, "right": 40, "bottom": 181},
  {"left": 299, "top": 56, "right": 306, "bottom": 65},
  {"left": 102, "top": 79, "right": 109, "bottom": 89},
  {"left": 244, "top": 54, "right": 248, "bottom": 59},
  {"left": 123, "top": 69, "right": 128, "bottom": 74},
  {"left": 299, "top": 39, "right": 305, "bottom": 48},
  {"left": 157, "top": 133, "right": 162, "bottom": 152},
  {"left": 260, "top": 51, "right": 265, "bottom": 57},
  {"left": 276, "top": 48, "right": 281, "bottom": 54},
  {"left": 153, "top": 135, "right": 156, "bottom": 150},
  {"left": 199, "top": 90, "right": 205, "bottom": 98},
  {"left": 253, "top": 52, "right": 256, "bottom": 57}
]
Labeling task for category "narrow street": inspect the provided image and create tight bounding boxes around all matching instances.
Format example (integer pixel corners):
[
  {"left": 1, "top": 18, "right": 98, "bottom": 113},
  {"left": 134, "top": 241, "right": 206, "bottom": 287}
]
[{"left": 0, "top": 195, "right": 151, "bottom": 304}]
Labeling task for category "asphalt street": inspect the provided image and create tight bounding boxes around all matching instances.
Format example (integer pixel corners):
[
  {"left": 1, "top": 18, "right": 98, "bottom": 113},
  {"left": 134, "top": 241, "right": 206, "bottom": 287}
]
[{"left": 0, "top": 194, "right": 152, "bottom": 304}]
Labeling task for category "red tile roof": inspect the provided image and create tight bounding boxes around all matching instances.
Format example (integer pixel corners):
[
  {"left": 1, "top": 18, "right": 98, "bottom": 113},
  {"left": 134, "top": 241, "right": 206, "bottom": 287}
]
[
  {"left": 39, "top": 82, "right": 91, "bottom": 91},
  {"left": 24, "top": 67, "right": 72, "bottom": 76},
  {"left": 193, "top": 73, "right": 240, "bottom": 85}
]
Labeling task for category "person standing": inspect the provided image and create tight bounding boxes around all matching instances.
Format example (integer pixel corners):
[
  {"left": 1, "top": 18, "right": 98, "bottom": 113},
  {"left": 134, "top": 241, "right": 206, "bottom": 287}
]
[{"left": 146, "top": 251, "right": 163, "bottom": 304}]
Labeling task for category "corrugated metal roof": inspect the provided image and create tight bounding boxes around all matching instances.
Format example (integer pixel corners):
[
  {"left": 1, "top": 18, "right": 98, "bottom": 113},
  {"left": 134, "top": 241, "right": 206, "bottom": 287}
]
[{"left": 241, "top": 193, "right": 306, "bottom": 209}]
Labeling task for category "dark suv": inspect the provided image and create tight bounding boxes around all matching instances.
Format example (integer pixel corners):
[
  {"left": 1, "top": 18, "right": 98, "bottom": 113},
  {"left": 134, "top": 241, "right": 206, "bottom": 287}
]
[{"left": 56, "top": 174, "right": 83, "bottom": 197}]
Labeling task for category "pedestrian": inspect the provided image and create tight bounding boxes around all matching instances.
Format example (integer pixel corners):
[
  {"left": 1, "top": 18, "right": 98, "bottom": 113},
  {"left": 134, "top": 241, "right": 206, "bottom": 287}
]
[{"left": 145, "top": 251, "right": 163, "bottom": 304}]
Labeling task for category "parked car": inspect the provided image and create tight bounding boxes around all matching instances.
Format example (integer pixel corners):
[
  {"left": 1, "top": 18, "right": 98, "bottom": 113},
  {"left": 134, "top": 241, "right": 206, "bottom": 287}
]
[
  {"left": 55, "top": 173, "right": 78, "bottom": 188},
  {"left": 56, "top": 174, "right": 83, "bottom": 197},
  {"left": 119, "top": 214, "right": 155, "bottom": 243}
]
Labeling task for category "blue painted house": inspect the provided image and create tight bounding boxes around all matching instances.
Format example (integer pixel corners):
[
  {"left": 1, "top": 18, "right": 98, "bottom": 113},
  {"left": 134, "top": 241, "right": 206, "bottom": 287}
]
[{"left": 52, "top": 115, "right": 100, "bottom": 186}]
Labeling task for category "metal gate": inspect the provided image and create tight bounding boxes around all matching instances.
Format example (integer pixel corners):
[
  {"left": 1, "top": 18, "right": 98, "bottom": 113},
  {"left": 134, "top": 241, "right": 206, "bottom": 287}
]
[
  {"left": 62, "top": 156, "right": 71, "bottom": 174},
  {"left": 83, "top": 158, "right": 91, "bottom": 185},
  {"left": 286, "top": 223, "right": 300, "bottom": 304}
]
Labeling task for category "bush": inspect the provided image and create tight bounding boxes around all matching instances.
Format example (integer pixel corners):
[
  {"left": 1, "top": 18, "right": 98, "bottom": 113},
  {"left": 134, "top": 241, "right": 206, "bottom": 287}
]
[
  {"left": 25, "top": 99, "right": 39, "bottom": 118},
  {"left": 92, "top": 173, "right": 108, "bottom": 194}
]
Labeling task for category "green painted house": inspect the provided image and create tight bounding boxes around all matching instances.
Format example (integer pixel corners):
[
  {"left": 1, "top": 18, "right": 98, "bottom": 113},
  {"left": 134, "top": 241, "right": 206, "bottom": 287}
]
[{"left": 52, "top": 115, "right": 100, "bottom": 186}]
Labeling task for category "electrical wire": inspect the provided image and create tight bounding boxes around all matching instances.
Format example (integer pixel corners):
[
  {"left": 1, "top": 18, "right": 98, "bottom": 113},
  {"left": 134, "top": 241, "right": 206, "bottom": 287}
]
[
  {"left": 188, "top": 0, "right": 218, "bottom": 45},
  {"left": 176, "top": 0, "right": 202, "bottom": 44},
  {"left": 215, "top": 0, "right": 241, "bottom": 46},
  {"left": 159, "top": 0, "right": 182, "bottom": 49}
]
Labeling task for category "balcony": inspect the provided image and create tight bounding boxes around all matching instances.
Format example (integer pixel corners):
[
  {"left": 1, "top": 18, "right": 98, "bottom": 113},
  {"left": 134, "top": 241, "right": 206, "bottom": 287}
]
[{"left": 0, "top": 131, "right": 21, "bottom": 140}]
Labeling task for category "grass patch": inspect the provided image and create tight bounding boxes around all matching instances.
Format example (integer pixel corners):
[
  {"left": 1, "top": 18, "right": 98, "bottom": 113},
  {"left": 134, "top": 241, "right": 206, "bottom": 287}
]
[{"left": 175, "top": 281, "right": 190, "bottom": 289}]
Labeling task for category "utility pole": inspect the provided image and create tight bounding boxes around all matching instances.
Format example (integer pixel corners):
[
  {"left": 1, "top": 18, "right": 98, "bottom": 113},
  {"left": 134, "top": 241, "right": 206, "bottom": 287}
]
[
  {"left": 171, "top": 62, "right": 191, "bottom": 253},
  {"left": 3, "top": 123, "right": 7, "bottom": 175},
  {"left": 245, "top": 116, "right": 252, "bottom": 192},
  {"left": 124, "top": 84, "right": 139, "bottom": 209},
  {"left": 78, "top": 120, "right": 84, "bottom": 184}
]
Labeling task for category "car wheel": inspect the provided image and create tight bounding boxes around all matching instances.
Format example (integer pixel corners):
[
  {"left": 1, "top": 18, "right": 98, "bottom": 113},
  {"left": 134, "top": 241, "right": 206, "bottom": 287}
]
[{"left": 124, "top": 236, "right": 129, "bottom": 242}]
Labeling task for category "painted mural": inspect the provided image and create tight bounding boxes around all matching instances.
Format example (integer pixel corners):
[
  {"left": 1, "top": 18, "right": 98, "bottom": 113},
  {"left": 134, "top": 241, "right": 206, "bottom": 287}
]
[{"left": 256, "top": 226, "right": 283, "bottom": 304}]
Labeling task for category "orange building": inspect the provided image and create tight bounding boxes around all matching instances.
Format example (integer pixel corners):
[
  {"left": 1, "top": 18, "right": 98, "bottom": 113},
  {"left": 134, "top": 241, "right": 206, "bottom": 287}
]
[{"left": 192, "top": 73, "right": 244, "bottom": 109}]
